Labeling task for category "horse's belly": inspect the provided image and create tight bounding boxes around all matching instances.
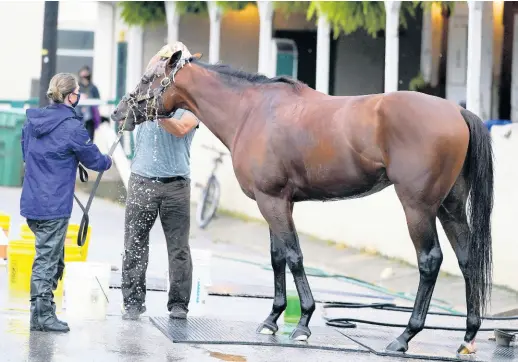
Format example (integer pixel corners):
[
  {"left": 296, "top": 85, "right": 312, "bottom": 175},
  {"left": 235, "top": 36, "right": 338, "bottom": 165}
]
[{"left": 291, "top": 169, "right": 391, "bottom": 202}]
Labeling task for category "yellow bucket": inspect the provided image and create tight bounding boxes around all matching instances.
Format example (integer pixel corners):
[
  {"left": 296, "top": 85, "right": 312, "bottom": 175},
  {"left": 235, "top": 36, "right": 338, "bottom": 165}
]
[
  {"left": 0, "top": 212, "right": 11, "bottom": 237},
  {"left": 7, "top": 239, "right": 64, "bottom": 296},
  {"left": 0, "top": 212, "right": 10, "bottom": 259},
  {"left": 19, "top": 223, "right": 91, "bottom": 262}
]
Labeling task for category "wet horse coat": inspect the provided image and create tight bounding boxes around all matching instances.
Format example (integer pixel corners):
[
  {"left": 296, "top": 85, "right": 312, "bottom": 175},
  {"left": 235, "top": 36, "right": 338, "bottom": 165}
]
[{"left": 112, "top": 44, "right": 494, "bottom": 356}]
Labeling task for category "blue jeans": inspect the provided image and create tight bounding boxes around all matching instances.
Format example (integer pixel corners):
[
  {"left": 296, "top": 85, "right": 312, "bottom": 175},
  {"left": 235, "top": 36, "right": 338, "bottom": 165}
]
[{"left": 27, "top": 218, "right": 69, "bottom": 302}]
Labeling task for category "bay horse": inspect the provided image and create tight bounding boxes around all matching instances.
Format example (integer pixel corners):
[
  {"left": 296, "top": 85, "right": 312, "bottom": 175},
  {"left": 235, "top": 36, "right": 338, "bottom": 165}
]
[{"left": 111, "top": 43, "right": 494, "bottom": 356}]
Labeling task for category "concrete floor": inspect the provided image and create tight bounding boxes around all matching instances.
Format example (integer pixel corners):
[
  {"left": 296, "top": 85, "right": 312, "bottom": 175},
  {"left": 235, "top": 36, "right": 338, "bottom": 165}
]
[{"left": 1, "top": 186, "right": 517, "bottom": 361}]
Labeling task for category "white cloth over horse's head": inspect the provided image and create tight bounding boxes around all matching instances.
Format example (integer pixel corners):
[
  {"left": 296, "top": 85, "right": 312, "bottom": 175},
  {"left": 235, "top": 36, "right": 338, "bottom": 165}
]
[{"left": 145, "top": 41, "right": 193, "bottom": 73}]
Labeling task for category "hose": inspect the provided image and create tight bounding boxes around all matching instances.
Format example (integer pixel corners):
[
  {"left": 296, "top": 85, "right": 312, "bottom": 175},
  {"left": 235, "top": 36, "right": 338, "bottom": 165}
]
[
  {"left": 322, "top": 301, "right": 518, "bottom": 332},
  {"left": 215, "top": 255, "right": 462, "bottom": 315},
  {"left": 214, "top": 255, "right": 518, "bottom": 333}
]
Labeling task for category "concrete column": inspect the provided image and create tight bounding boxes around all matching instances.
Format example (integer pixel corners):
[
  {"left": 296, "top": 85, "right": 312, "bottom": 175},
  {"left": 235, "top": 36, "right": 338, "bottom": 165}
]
[
  {"left": 125, "top": 26, "right": 143, "bottom": 93},
  {"left": 316, "top": 15, "right": 331, "bottom": 94},
  {"left": 112, "top": 4, "right": 127, "bottom": 100},
  {"left": 93, "top": 2, "right": 115, "bottom": 102},
  {"left": 165, "top": 1, "right": 179, "bottom": 44},
  {"left": 445, "top": 2, "right": 468, "bottom": 104},
  {"left": 511, "top": 14, "right": 518, "bottom": 122},
  {"left": 384, "top": 1, "right": 401, "bottom": 93},
  {"left": 208, "top": 1, "right": 222, "bottom": 64},
  {"left": 479, "top": 2, "right": 493, "bottom": 121},
  {"left": 257, "top": 1, "right": 274, "bottom": 76},
  {"left": 492, "top": 1, "right": 504, "bottom": 118},
  {"left": 466, "top": 1, "right": 483, "bottom": 117},
  {"left": 420, "top": 8, "right": 433, "bottom": 84}
]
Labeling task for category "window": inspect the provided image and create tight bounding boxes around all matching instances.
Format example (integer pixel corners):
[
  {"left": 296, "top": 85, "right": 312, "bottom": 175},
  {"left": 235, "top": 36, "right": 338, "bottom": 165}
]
[
  {"left": 29, "top": 29, "right": 95, "bottom": 99},
  {"left": 56, "top": 30, "right": 95, "bottom": 74}
]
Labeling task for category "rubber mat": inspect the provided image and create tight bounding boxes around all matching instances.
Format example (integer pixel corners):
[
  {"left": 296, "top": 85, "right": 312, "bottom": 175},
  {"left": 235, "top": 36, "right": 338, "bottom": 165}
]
[
  {"left": 150, "top": 316, "right": 369, "bottom": 353},
  {"left": 339, "top": 325, "right": 518, "bottom": 362}
]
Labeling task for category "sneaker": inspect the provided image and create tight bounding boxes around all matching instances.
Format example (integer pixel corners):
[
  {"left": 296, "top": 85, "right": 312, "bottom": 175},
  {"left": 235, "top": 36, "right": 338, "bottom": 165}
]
[
  {"left": 121, "top": 304, "right": 146, "bottom": 320},
  {"left": 169, "top": 305, "right": 188, "bottom": 319}
]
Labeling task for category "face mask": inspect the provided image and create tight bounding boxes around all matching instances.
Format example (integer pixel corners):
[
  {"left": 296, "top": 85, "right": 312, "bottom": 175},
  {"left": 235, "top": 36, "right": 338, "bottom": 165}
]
[
  {"left": 69, "top": 92, "right": 81, "bottom": 108},
  {"left": 80, "top": 75, "right": 91, "bottom": 84}
]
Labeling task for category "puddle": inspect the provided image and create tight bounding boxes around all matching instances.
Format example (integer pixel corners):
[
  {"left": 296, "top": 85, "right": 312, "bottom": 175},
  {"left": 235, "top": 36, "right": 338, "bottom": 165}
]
[
  {"left": 208, "top": 351, "right": 247, "bottom": 361},
  {"left": 5, "top": 315, "right": 30, "bottom": 336}
]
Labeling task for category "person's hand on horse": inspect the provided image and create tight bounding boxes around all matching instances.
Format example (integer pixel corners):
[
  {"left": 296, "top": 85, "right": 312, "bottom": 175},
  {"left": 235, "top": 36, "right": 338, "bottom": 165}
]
[{"left": 157, "top": 112, "right": 199, "bottom": 137}]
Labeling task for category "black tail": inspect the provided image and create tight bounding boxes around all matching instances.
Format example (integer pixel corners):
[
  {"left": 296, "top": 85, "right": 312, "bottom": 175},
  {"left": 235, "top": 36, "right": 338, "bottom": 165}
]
[{"left": 460, "top": 108, "right": 494, "bottom": 317}]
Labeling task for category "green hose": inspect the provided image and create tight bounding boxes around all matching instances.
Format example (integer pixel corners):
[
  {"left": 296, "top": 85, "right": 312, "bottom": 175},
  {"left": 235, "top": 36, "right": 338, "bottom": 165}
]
[{"left": 213, "top": 254, "right": 463, "bottom": 315}]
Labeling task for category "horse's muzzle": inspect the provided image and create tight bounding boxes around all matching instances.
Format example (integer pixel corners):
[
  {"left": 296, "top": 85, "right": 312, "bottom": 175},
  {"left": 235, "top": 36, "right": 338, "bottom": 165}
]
[{"left": 110, "top": 110, "right": 136, "bottom": 131}]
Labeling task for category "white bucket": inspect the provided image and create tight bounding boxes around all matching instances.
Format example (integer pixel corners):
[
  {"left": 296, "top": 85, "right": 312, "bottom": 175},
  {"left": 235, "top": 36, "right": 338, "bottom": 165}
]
[
  {"left": 188, "top": 249, "right": 212, "bottom": 317},
  {"left": 63, "top": 262, "right": 111, "bottom": 321}
]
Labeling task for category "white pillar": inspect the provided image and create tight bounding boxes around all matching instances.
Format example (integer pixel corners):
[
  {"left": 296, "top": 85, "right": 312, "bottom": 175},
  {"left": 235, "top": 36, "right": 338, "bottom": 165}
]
[
  {"left": 112, "top": 4, "right": 127, "bottom": 100},
  {"left": 257, "top": 1, "right": 274, "bottom": 76},
  {"left": 125, "top": 26, "right": 143, "bottom": 93},
  {"left": 384, "top": 1, "right": 401, "bottom": 93},
  {"left": 165, "top": 1, "right": 180, "bottom": 44},
  {"left": 445, "top": 2, "right": 469, "bottom": 104},
  {"left": 466, "top": 1, "right": 483, "bottom": 117},
  {"left": 420, "top": 9, "right": 433, "bottom": 84},
  {"left": 316, "top": 15, "right": 331, "bottom": 94},
  {"left": 511, "top": 14, "right": 518, "bottom": 122},
  {"left": 93, "top": 2, "right": 115, "bottom": 102},
  {"left": 492, "top": 1, "right": 504, "bottom": 118},
  {"left": 208, "top": 2, "right": 222, "bottom": 64},
  {"left": 479, "top": 2, "right": 493, "bottom": 121}
]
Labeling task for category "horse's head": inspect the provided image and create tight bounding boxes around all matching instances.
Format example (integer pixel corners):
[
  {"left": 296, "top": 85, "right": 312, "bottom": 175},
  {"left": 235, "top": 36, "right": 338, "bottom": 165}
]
[{"left": 111, "top": 42, "right": 201, "bottom": 131}]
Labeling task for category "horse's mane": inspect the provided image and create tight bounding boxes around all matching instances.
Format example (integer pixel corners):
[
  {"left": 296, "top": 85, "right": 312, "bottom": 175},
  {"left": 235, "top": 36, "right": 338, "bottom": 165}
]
[{"left": 190, "top": 58, "right": 306, "bottom": 93}]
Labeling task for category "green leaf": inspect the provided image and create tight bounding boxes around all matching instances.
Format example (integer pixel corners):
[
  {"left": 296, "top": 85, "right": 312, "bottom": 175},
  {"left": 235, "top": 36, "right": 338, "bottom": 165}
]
[{"left": 117, "top": 1, "right": 455, "bottom": 39}]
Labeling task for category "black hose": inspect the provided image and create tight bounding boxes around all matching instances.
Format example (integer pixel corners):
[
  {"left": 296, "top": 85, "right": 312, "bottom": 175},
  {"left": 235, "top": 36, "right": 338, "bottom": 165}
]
[
  {"left": 74, "top": 132, "right": 123, "bottom": 247},
  {"left": 323, "top": 302, "right": 518, "bottom": 332}
]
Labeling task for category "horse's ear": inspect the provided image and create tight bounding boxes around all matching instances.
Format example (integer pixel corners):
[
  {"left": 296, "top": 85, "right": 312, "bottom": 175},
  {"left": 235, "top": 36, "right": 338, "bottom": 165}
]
[
  {"left": 167, "top": 50, "right": 183, "bottom": 68},
  {"left": 192, "top": 52, "right": 203, "bottom": 60}
]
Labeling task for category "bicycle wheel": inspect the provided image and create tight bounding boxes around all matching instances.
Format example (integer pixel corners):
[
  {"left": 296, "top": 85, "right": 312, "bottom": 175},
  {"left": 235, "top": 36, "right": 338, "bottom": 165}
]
[{"left": 196, "top": 176, "right": 221, "bottom": 229}]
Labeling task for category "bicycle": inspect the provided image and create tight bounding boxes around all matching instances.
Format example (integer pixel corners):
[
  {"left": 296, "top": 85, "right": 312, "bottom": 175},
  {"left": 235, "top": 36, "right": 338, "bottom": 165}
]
[{"left": 195, "top": 144, "right": 228, "bottom": 229}]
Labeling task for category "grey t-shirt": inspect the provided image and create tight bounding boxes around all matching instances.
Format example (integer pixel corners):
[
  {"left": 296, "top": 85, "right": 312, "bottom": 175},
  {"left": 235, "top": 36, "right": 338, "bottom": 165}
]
[{"left": 131, "top": 109, "right": 198, "bottom": 179}]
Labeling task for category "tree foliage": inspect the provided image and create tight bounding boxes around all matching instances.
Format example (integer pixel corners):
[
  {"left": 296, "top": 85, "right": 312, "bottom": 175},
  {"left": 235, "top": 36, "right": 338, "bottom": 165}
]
[
  {"left": 118, "top": 1, "right": 455, "bottom": 38},
  {"left": 118, "top": 1, "right": 254, "bottom": 26},
  {"left": 305, "top": 1, "right": 455, "bottom": 38}
]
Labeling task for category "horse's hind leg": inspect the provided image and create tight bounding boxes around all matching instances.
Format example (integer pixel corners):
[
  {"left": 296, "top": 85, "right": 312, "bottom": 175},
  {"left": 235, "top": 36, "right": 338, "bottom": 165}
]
[
  {"left": 437, "top": 177, "right": 480, "bottom": 356},
  {"left": 386, "top": 185, "right": 443, "bottom": 353}
]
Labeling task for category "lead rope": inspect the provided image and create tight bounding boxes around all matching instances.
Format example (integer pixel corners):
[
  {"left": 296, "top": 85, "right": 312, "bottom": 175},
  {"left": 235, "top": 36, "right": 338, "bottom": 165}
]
[{"left": 75, "top": 120, "right": 126, "bottom": 247}]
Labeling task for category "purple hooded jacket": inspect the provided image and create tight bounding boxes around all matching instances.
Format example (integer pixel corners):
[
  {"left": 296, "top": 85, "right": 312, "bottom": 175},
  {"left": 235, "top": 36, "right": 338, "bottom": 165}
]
[{"left": 20, "top": 103, "right": 112, "bottom": 220}]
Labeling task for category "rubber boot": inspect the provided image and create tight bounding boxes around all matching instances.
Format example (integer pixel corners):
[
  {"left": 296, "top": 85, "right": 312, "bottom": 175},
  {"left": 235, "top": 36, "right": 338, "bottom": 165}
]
[
  {"left": 30, "top": 299, "right": 70, "bottom": 333},
  {"left": 51, "top": 300, "right": 69, "bottom": 327}
]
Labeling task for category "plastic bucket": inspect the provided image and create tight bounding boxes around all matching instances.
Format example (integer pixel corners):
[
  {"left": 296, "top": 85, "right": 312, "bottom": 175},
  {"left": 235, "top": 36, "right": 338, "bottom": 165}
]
[
  {"left": 0, "top": 212, "right": 10, "bottom": 259},
  {"left": 7, "top": 239, "right": 64, "bottom": 296},
  {"left": 63, "top": 262, "right": 111, "bottom": 321},
  {"left": 188, "top": 249, "right": 212, "bottom": 316}
]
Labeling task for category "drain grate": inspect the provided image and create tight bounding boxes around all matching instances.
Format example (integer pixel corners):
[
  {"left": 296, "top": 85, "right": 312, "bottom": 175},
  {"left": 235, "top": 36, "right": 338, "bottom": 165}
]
[{"left": 150, "top": 316, "right": 368, "bottom": 353}]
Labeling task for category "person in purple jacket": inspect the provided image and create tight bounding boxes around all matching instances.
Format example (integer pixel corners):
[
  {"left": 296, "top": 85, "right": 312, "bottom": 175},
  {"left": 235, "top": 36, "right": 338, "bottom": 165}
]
[{"left": 20, "top": 73, "right": 112, "bottom": 333}]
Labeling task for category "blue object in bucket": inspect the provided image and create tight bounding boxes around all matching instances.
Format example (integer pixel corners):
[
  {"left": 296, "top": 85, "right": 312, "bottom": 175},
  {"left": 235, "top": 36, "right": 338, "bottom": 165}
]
[{"left": 484, "top": 119, "right": 512, "bottom": 131}]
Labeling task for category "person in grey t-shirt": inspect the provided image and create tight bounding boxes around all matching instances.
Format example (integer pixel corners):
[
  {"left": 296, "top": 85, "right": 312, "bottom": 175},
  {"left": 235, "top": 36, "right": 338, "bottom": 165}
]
[{"left": 121, "top": 108, "right": 200, "bottom": 321}]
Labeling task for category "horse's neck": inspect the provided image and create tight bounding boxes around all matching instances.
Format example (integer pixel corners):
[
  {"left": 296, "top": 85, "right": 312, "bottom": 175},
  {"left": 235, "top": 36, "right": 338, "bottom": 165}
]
[{"left": 179, "top": 74, "right": 245, "bottom": 151}]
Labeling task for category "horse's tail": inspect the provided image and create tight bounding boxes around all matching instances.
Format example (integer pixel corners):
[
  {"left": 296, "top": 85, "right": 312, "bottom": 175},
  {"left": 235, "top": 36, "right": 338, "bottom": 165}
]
[{"left": 460, "top": 108, "right": 494, "bottom": 317}]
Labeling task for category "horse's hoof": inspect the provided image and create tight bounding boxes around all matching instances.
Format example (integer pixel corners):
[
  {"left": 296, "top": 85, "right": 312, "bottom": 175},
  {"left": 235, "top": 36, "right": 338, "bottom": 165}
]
[
  {"left": 290, "top": 326, "right": 311, "bottom": 342},
  {"left": 385, "top": 338, "right": 408, "bottom": 353},
  {"left": 256, "top": 321, "right": 278, "bottom": 335},
  {"left": 456, "top": 341, "right": 477, "bottom": 360}
]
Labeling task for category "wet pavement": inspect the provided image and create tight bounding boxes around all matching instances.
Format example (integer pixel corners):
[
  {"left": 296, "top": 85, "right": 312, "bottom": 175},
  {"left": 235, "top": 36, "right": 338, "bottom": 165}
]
[{"left": 1, "top": 185, "right": 517, "bottom": 361}]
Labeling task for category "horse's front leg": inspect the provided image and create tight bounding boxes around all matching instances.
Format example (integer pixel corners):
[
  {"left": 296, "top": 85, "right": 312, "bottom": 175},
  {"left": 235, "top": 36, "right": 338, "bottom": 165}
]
[
  {"left": 255, "top": 192, "right": 315, "bottom": 341},
  {"left": 256, "top": 228, "right": 287, "bottom": 335}
]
